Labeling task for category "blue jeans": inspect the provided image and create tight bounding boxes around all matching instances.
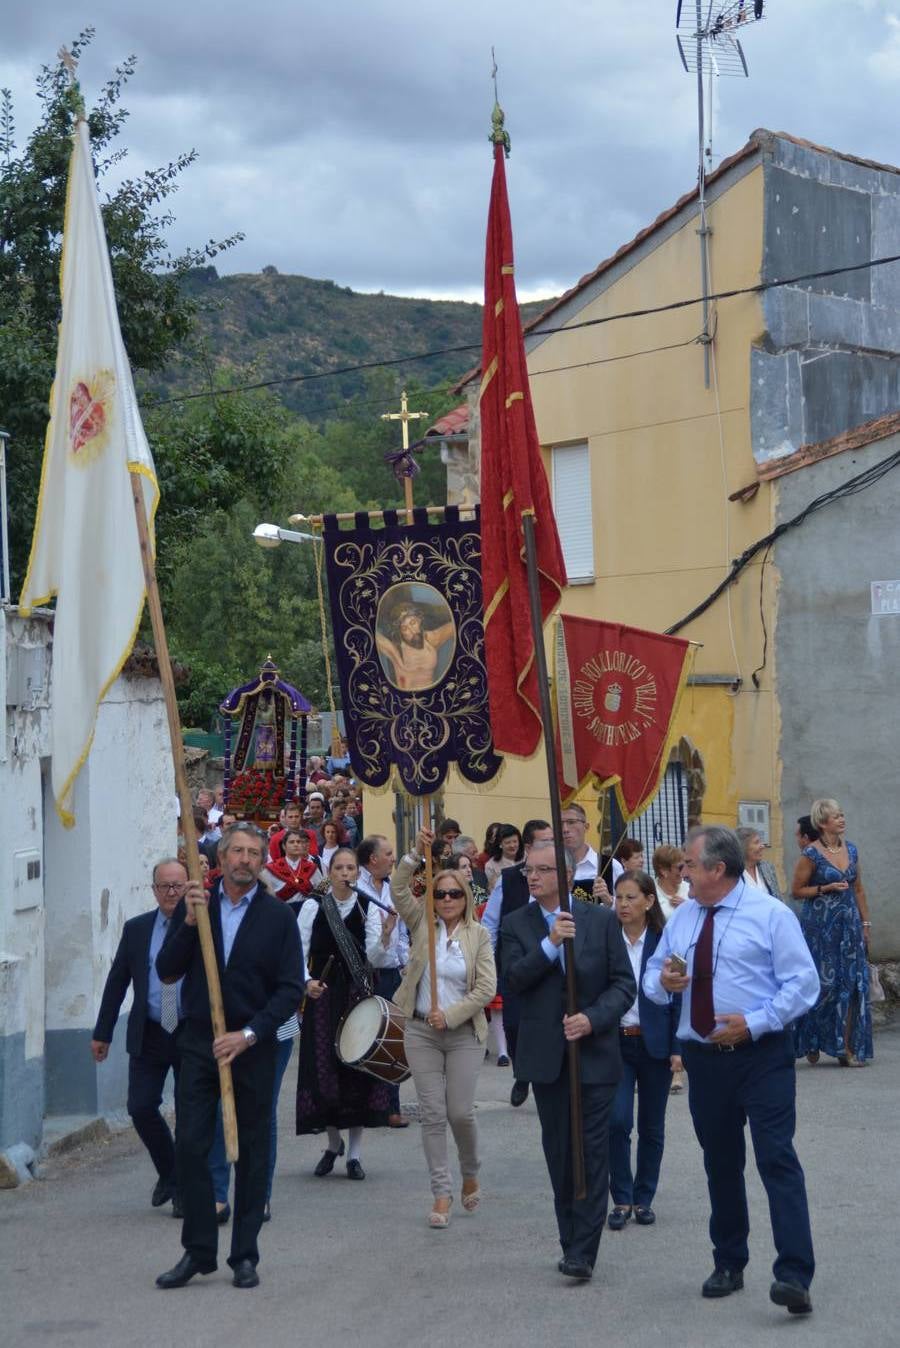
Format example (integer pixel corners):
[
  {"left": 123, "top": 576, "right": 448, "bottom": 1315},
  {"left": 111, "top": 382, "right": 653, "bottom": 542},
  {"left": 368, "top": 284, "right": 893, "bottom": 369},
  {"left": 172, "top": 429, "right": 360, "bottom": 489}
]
[
  {"left": 208, "top": 1037, "right": 295, "bottom": 1204},
  {"left": 609, "top": 1034, "right": 672, "bottom": 1208}
]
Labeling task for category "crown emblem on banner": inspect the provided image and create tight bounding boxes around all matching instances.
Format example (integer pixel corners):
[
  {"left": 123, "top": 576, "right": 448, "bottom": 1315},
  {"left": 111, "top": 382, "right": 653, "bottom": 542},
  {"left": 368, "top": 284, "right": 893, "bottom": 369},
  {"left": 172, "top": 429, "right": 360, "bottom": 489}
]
[{"left": 604, "top": 682, "right": 623, "bottom": 713}]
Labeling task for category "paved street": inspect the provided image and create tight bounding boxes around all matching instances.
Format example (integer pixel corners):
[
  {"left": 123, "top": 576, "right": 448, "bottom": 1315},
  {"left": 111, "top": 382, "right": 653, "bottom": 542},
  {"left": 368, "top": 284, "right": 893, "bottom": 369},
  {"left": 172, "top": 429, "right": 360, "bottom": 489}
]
[{"left": 3, "top": 1026, "right": 899, "bottom": 1348}]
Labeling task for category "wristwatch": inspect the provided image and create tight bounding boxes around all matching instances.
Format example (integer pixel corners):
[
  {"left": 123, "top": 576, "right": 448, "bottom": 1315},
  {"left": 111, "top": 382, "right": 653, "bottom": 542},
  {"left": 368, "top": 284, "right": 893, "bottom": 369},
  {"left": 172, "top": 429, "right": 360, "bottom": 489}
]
[{"left": 242, "top": 1027, "right": 257, "bottom": 1047}]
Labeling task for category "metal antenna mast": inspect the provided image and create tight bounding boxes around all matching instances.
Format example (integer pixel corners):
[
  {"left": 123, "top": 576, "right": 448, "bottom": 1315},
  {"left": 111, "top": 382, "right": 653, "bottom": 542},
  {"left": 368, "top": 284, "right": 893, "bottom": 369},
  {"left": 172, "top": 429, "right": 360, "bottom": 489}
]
[{"left": 675, "top": 1, "right": 766, "bottom": 385}]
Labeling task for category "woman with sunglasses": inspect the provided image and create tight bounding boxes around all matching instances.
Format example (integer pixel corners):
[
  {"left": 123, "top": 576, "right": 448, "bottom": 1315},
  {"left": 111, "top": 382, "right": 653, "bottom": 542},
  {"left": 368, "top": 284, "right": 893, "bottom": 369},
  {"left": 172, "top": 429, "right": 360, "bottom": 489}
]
[
  {"left": 391, "top": 828, "right": 496, "bottom": 1228},
  {"left": 651, "top": 845, "right": 690, "bottom": 920}
]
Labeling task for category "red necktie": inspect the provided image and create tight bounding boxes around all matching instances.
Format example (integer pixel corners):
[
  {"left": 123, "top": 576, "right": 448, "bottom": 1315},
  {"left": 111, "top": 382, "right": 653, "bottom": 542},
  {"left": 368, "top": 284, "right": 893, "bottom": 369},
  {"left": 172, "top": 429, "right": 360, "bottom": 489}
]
[{"left": 690, "top": 906, "right": 720, "bottom": 1039}]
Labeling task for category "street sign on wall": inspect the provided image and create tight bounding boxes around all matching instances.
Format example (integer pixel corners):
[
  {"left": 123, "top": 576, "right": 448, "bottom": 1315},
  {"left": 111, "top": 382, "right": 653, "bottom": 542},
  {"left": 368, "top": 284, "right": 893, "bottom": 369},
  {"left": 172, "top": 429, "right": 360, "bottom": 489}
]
[{"left": 871, "top": 580, "right": 900, "bottom": 615}]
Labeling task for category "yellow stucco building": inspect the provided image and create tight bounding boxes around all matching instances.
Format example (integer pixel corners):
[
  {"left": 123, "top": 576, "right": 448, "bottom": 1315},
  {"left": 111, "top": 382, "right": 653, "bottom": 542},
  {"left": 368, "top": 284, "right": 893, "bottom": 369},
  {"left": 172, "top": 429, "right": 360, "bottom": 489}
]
[{"left": 364, "top": 128, "right": 900, "bottom": 928}]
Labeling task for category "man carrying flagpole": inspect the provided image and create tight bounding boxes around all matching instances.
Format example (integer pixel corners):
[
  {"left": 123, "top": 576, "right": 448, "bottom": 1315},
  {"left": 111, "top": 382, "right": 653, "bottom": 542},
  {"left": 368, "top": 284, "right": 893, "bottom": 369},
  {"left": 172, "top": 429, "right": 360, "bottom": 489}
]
[
  {"left": 479, "top": 95, "right": 629, "bottom": 1266},
  {"left": 18, "top": 55, "right": 242, "bottom": 1179}
]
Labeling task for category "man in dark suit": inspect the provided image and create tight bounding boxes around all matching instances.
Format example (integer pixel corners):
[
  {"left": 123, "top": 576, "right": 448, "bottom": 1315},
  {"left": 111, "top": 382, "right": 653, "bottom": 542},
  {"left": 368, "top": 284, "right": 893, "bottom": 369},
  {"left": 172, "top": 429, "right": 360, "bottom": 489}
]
[
  {"left": 502, "top": 837, "right": 636, "bottom": 1280},
  {"left": 491, "top": 819, "right": 552, "bottom": 1107},
  {"left": 155, "top": 823, "right": 304, "bottom": 1291},
  {"left": 91, "top": 858, "right": 188, "bottom": 1212}
]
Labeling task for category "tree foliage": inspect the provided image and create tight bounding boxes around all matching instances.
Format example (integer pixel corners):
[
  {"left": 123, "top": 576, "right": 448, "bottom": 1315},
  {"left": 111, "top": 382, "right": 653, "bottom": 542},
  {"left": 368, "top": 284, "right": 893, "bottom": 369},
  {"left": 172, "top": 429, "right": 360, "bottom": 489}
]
[{"left": 0, "top": 29, "right": 241, "bottom": 588}]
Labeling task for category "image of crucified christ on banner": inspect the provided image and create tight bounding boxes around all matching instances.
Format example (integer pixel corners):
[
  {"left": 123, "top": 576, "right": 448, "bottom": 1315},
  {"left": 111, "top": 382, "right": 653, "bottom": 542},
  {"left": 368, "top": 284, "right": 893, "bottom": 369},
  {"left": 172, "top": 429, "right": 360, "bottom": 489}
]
[{"left": 375, "top": 583, "right": 457, "bottom": 692}]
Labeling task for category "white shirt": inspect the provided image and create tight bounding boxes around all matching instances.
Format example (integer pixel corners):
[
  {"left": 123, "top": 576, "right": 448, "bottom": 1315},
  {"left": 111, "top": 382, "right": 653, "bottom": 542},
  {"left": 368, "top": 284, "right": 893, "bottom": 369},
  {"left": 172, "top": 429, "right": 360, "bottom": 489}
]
[
  {"left": 655, "top": 880, "right": 690, "bottom": 920},
  {"left": 619, "top": 928, "right": 646, "bottom": 1028},
  {"left": 573, "top": 845, "right": 599, "bottom": 882},
  {"left": 415, "top": 920, "right": 468, "bottom": 1015},
  {"left": 298, "top": 892, "right": 359, "bottom": 967},
  {"left": 359, "top": 867, "right": 409, "bottom": 969}
]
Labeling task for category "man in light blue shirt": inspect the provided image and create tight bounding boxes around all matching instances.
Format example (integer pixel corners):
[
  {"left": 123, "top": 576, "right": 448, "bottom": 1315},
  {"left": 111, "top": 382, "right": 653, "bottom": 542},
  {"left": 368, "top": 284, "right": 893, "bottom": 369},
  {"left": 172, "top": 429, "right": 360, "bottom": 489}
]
[{"left": 644, "top": 825, "right": 819, "bottom": 1316}]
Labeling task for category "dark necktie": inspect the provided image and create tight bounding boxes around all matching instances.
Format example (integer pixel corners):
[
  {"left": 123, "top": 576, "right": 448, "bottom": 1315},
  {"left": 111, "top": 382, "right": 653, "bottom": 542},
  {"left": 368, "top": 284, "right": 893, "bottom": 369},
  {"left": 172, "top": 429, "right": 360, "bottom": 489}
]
[{"left": 690, "top": 906, "right": 720, "bottom": 1039}]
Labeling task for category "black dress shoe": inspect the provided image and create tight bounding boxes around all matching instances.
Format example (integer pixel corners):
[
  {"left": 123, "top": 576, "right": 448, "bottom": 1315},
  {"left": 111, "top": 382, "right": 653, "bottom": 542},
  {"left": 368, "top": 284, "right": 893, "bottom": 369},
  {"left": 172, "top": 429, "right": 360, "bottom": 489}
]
[
  {"left": 346, "top": 1159, "right": 366, "bottom": 1180},
  {"left": 702, "top": 1267, "right": 744, "bottom": 1298},
  {"left": 231, "top": 1259, "right": 259, "bottom": 1289},
  {"left": 608, "top": 1205, "right": 632, "bottom": 1230},
  {"left": 559, "top": 1257, "right": 593, "bottom": 1280},
  {"left": 171, "top": 1195, "right": 184, "bottom": 1220},
  {"left": 770, "top": 1280, "right": 812, "bottom": 1315},
  {"left": 155, "top": 1253, "right": 216, "bottom": 1289},
  {"left": 215, "top": 1202, "right": 231, "bottom": 1225},
  {"left": 634, "top": 1206, "right": 656, "bottom": 1226},
  {"left": 313, "top": 1139, "right": 345, "bottom": 1176},
  {"left": 151, "top": 1177, "right": 174, "bottom": 1208},
  {"left": 510, "top": 1080, "right": 529, "bottom": 1108}
]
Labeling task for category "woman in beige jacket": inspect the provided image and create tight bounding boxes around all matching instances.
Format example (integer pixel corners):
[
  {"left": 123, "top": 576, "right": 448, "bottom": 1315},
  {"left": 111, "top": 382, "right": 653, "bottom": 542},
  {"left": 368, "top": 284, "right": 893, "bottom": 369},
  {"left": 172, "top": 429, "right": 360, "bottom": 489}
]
[{"left": 391, "top": 828, "right": 496, "bottom": 1228}]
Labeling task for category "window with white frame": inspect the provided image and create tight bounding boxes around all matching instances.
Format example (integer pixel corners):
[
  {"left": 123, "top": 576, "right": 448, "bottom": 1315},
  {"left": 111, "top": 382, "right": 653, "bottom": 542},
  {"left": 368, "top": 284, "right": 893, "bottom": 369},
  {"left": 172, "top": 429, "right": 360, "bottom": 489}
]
[{"left": 551, "top": 442, "right": 594, "bottom": 583}]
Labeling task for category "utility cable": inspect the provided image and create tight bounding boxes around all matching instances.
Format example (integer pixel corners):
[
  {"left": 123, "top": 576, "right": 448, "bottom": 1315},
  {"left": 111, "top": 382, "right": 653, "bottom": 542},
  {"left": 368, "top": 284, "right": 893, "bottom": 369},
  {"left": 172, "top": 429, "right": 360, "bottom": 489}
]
[{"left": 146, "top": 252, "right": 900, "bottom": 409}]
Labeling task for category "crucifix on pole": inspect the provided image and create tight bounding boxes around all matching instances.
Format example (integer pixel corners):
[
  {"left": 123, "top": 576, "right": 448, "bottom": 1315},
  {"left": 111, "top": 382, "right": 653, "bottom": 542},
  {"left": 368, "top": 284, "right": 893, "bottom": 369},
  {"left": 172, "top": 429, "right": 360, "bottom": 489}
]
[{"left": 381, "top": 389, "right": 429, "bottom": 521}]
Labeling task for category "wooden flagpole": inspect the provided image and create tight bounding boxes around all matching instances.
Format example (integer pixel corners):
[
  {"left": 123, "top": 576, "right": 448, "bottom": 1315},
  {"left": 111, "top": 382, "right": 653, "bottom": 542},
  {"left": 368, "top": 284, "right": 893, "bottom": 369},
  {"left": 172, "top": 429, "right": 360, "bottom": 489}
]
[
  {"left": 521, "top": 511, "right": 586, "bottom": 1200},
  {"left": 379, "top": 393, "right": 439, "bottom": 1012},
  {"left": 129, "top": 472, "right": 239, "bottom": 1162}
]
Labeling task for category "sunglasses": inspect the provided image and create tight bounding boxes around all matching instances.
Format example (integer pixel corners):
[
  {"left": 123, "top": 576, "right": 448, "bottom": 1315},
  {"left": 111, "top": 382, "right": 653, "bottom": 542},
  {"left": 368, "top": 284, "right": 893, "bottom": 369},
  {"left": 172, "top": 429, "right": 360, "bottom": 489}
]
[{"left": 434, "top": 888, "right": 465, "bottom": 900}]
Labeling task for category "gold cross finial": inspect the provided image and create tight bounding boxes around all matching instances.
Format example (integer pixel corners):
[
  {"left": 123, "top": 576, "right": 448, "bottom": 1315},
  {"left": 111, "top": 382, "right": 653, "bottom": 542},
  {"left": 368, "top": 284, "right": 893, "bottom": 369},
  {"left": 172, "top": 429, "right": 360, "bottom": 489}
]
[{"left": 382, "top": 390, "right": 429, "bottom": 518}]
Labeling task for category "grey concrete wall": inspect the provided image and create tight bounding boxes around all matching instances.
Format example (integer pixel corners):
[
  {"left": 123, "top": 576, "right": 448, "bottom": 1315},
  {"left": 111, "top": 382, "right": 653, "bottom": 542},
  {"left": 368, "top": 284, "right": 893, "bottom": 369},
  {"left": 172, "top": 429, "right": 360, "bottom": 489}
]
[
  {"left": 773, "top": 430, "right": 900, "bottom": 959},
  {"left": 0, "top": 1032, "right": 43, "bottom": 1151},
  {"left": 752, "top": 138, "right": 900, "bottom": 464}
]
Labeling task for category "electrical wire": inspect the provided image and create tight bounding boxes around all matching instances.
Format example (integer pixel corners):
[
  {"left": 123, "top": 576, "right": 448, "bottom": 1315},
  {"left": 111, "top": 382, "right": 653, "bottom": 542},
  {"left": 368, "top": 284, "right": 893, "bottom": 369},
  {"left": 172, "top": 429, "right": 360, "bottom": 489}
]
[
  {"left": 665, "top": 443, "right": 900, "bottom": 636},
  {"left": 146, "top": 252, "right": 900, "bottom": 409}
]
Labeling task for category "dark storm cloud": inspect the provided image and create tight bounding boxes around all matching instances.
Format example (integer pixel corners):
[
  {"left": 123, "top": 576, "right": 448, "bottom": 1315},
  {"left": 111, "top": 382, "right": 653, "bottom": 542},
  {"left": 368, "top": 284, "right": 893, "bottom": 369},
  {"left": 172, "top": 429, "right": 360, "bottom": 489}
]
[{"left": 3, "top": 2, "right": 899, "bottom": 296}]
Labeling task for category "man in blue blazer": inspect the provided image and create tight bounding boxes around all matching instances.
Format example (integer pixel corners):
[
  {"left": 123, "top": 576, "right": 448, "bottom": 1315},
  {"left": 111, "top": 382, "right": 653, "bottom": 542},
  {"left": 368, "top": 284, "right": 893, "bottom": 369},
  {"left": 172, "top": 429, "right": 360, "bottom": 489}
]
[
  {"left": 91, "top": 858, "right": 188, "bottom": 1210},
  {"left": 502, "top": 837, "right": 636, "bottom": 1280}
]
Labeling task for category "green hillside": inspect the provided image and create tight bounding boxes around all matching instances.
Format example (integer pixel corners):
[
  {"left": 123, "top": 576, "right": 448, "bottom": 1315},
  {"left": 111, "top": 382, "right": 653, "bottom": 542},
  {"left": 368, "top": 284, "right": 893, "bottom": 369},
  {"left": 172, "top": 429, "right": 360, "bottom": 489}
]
[{"left": 152, "top": 267, "right": 554, "bottom": 421}]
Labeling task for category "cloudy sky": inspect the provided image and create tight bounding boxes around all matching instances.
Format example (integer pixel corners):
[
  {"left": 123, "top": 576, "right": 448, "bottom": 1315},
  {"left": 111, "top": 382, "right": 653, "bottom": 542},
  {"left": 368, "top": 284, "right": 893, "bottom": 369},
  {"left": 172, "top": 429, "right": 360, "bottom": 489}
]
[{"left": 4, "top": 2, "right": 900, "bottom": 300}]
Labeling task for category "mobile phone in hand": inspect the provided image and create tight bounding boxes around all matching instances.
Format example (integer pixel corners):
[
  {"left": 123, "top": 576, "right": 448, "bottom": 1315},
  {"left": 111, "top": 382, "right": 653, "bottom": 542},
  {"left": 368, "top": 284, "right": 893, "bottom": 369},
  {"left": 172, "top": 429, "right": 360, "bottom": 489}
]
[{"left": 668, "top": 954, "right": 688, "bottom": 976}]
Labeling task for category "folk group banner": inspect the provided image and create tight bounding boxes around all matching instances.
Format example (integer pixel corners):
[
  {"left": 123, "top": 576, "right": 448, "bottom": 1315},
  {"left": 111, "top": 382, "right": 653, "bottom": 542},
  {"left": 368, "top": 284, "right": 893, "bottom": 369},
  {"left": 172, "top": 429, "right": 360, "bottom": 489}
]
[
  {"left": 322, "top": 507, "right": 502, "bottom": 796},
  {"left": 555, "top": 615, "right": 692, "bottom": 821}
]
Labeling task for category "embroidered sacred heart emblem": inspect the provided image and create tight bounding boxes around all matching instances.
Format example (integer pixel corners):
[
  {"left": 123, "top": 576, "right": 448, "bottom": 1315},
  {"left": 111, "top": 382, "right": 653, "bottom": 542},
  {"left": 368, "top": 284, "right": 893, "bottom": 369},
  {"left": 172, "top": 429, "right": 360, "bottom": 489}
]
[{"left": 67, "top": 370, "right": 115, "bottom": 464}]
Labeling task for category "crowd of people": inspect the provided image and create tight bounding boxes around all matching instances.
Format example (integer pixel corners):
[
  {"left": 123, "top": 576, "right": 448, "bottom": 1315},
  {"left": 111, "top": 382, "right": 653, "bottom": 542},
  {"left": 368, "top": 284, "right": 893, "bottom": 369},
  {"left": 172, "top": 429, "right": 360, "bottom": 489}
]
[{"left": 90, "top": 775, "right": 875, "bottom": 1311}]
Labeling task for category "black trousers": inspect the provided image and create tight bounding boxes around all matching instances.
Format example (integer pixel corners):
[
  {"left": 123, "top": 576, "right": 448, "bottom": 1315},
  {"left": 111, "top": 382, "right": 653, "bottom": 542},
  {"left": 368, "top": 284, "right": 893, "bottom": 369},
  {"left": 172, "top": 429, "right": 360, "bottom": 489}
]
[
  {"left": 533, "top": 1062, "right": 616, "bottom": 1267},
  {"left": 683, "top": 1030, "right": 815, "bottom": 1288},
  {"left": 175, "top": 1023, "right": 276, "bottom": 1269},
  {"left": 500, "top": 986, "right": 524, "bottom": 1083},
  {"left": 127, "top": 1020, "right": 179, "bottom": 1184}
]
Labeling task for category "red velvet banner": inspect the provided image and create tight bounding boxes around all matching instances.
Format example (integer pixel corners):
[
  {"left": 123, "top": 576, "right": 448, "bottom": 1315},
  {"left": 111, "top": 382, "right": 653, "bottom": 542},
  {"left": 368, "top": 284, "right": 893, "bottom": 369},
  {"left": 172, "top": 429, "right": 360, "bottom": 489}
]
[
  {"left": 479, "top": 141, "right": 567, "bottom": 758},
  {"left": 555, "top": 615, "right": 691, "bottom": 819}
]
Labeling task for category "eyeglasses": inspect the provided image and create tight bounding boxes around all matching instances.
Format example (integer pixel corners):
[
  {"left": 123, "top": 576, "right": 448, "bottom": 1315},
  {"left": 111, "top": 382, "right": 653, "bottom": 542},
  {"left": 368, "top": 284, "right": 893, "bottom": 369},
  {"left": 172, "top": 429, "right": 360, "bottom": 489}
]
[
  {"left": 153, "top": 881, "right": 187, "bottom": 894},
  {"left": 434, "top": 888, "right": 465, "bottom": 900},
  {"left": 523, "top": 865, "right": 557, "bottom": 876}
]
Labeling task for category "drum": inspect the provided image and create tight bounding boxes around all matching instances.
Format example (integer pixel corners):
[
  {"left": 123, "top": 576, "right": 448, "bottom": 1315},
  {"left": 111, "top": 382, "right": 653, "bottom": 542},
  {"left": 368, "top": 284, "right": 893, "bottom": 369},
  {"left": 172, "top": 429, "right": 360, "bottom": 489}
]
[{"left": 336, "top": 995, "right": 411, "bottom": 1085}]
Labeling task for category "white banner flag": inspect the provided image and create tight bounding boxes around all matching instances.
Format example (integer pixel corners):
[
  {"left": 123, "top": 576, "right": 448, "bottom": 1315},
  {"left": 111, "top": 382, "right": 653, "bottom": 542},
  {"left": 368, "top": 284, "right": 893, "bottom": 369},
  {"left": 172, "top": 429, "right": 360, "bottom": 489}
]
[{"left": 19, "top": 117, "right": 159, "bottom": 827}]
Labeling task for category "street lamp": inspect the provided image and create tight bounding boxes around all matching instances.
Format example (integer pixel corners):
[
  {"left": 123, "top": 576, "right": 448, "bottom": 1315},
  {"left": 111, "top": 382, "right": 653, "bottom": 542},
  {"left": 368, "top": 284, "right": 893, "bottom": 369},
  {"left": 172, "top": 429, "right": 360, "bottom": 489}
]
[{"left": 252, "top": 522, "right": 319, "bottom": 549}]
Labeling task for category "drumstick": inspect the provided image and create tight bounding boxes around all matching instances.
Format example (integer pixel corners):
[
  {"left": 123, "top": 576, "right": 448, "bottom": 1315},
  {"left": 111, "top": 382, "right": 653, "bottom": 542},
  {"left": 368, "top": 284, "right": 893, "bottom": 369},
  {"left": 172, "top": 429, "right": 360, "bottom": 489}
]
[{"left": 300, "top": 955, "right": 334, "bottom": 1015}]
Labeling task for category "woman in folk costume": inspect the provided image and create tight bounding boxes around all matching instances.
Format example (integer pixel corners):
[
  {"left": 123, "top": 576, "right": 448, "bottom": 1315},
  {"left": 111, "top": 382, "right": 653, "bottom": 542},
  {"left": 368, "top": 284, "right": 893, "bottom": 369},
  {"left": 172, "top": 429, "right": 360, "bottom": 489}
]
[
  {"left": 262, "top": 828, "right": 324, "bottom": 906},
  {"left": 296, "top": 848, "right": 390, "bottom": 1179}
]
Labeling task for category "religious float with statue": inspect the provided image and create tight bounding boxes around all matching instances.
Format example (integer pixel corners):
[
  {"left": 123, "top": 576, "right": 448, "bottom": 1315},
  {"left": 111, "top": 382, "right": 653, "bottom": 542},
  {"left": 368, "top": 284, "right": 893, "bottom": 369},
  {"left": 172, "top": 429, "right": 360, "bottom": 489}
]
[{"left": 220, "top": 658, "right": 312, "bottom": 826}]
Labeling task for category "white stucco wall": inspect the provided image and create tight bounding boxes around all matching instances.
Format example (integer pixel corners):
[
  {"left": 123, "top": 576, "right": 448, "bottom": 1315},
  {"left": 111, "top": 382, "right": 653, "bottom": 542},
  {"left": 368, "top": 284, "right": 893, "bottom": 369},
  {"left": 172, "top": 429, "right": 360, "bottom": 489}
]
[{"left": 2, "top": 607, "right": 176, "bottom": 1147}]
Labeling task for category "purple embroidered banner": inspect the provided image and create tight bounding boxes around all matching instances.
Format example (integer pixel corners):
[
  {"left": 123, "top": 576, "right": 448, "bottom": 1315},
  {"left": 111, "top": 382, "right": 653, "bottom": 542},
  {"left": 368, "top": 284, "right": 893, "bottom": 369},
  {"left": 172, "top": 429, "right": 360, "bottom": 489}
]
[{"left": 322, "top": 507, "right": 502, "bottom": 796}]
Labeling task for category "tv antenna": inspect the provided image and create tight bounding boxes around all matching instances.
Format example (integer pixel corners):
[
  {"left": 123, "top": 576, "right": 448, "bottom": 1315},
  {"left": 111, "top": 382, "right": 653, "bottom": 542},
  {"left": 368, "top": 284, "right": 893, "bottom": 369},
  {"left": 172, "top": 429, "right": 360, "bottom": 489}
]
[{"left": 675, "top": 1, "right": 766, "bottom": 384}]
